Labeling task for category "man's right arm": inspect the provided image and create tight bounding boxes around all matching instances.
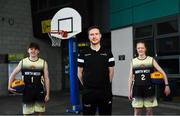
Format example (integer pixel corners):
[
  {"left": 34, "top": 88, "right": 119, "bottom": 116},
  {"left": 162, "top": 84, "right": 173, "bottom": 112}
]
[
  {"left": 77, "top": 50, "right": 85, "bottom": 86},
  {"left": 78, "top": 67, "right": 84, "bottom": 86},
  {"left": 8, "top": 61, "right": 22, "bottom": 92}
]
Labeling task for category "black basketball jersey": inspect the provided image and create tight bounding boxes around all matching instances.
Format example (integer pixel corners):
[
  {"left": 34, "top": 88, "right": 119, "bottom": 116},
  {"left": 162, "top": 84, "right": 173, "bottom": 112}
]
[
  {"left": 132, "top": 56, "right": 154, "bottom": 86},
  {"left": 21, "top": 57, "right": 45, "bottom": 90}
]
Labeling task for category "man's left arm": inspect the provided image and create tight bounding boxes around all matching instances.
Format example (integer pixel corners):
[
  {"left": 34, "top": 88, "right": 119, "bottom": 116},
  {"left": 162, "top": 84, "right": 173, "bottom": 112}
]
[
  {"left": 109, "top": 67, "right": 114, "bottom": 82},
  {"left": 108, "top": 51, "right": 115, "bottom": 82}
]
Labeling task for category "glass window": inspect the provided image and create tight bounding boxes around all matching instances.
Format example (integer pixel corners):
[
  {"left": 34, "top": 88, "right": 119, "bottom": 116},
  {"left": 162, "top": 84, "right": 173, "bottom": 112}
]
[
  {"left": 157, "top": 20, "right": 178, "bottom": 35},
  {"left": 135, "top": 25, "right": 152, "bottom": 38},
  {"left": 134, "top": 39, "right": 154, "bottom": 57},
  {"left": 157, "top": 58, "right": 179, "bottom": 74},
  {"left": 156, "top": 36, "right": 180, "bottom": 56}
]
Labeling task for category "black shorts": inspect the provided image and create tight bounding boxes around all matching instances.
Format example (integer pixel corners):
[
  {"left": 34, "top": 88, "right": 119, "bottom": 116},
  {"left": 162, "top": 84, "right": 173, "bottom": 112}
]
[
  {"left": 82, "top": 89, "right": 112, "bottom": 115},
  {"left": 133, "top": 85, "right": 155, "bottom": 98},
  {"left": 23, "top": 86, "right": 45, "bottom": 103}
]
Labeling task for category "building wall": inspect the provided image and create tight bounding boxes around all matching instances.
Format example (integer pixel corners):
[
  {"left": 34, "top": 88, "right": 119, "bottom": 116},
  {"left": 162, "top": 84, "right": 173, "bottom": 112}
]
[
  {"left": 111, "top": 27, "right": 133, "bottom": 96},
  {"left": 0, "top": 0, "right": 62, "bottom": 96},
  {"left": 110, "top": 0, "right": 180, "bottom": 29}
]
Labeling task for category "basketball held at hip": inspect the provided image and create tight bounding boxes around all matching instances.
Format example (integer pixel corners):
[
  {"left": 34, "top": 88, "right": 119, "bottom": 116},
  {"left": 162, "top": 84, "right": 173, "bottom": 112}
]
[
  {"left": 150, "top": 71, "right": 164, "bottom": 84},
  {"left": 11, "top": 80, "right": 25, "bottom": 93}
]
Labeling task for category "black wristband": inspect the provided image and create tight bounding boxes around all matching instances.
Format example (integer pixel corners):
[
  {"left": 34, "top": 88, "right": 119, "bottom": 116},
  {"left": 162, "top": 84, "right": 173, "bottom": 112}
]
[{"left": 165, "top": 84, "right": 169, "bottom": 86}]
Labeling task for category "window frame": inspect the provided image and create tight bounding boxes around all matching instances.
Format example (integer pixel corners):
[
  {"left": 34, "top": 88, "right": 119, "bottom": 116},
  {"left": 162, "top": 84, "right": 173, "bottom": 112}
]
[{"left": 133, "top": 15, "right": 180, "bottom": 76}]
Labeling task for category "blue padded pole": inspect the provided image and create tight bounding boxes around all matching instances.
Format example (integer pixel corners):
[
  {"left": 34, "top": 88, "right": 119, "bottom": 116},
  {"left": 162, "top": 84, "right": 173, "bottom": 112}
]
[{"left": 67, "top": 37, "right": 81, "bottom": 113}]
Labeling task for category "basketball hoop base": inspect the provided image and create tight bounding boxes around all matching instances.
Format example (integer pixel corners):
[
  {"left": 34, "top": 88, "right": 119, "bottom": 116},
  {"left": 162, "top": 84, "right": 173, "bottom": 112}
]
[{"left": 66, "top": 105, "right": 82, "bottom": 114}]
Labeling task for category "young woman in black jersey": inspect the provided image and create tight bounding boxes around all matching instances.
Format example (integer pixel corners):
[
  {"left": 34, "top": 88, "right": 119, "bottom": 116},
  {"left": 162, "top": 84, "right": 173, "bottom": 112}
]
[{"left": 128, "top": 41, "right": 170, "bottom": 115}]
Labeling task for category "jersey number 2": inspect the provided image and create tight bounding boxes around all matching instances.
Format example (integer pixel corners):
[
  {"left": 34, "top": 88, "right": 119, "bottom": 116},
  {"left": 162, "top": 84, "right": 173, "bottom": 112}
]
[{"left": 141, "top": 74, "right": 146, "bottom": 80}]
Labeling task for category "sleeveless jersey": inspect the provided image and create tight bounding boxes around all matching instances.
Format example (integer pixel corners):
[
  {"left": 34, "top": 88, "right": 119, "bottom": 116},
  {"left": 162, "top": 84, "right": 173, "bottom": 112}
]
[
  {"left": 132, "top": 56, "right": 154, "bottom": 86},
  {"left": 21, "top": 57, "right": 45, "bottom": 90}
]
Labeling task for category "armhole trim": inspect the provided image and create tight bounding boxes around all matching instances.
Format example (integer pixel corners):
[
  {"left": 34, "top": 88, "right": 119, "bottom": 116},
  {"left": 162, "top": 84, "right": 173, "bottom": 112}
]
[
  {"left": 43, "top": 60, "right": 45, "bottom": 69},
  {"left": 21, "top": 59, "right": 23, "bottom": 68},
  {"left": 132, "top": 59, "right": 134, "bottom": 66},
  {"left": 152, "top": 57, "right": 154, "bottom": 67}
]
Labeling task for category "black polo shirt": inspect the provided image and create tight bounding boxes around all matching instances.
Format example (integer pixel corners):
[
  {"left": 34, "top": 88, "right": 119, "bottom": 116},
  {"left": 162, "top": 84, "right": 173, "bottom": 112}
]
[{"left": 78, "top": 47, "right": 115, "bottom": 90}]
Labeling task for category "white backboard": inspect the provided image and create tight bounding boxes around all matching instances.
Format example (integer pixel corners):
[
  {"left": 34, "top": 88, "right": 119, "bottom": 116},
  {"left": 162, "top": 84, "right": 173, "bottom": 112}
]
[{"left": 51, "top": 7, "right": 82, "bottom": 39}]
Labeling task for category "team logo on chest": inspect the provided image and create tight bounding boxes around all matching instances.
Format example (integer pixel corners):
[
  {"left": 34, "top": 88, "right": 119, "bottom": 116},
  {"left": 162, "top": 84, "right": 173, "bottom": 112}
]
[
  {"left": 135, "top": 64, "right": 150, "bottom": 74},
  {"left": 140, "top": 64, "right": 145, "bottom": 68},
  {"left": 30, "top": 65, "right": 36, "bottom": 69},
  {"left": 100, "top": 53, "right": 107, "bottom": 56},
  {"left": 84, "top": 53, "right": 91, "bottom": 56}
]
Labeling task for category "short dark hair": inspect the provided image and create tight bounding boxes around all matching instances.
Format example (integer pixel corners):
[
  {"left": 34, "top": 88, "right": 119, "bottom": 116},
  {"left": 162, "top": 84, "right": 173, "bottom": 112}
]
[
  {"left": 87, "top": 25, "right": 101, "bottom": 34},
  {"left": 28, "top": 42, "right": 40, "bottom": 50}
]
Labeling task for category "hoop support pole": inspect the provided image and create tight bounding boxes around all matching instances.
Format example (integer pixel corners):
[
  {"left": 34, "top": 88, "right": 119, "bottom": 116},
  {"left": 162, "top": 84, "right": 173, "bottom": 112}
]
[{"left": 66, "top": 37, "right": 82, "bottom": 114}]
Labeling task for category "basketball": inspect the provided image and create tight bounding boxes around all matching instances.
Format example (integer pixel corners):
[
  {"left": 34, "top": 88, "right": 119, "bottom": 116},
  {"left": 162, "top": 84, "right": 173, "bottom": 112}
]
[
  {"left": 151, "top": 71, "right": 164, "bottom": 84},
  {"left": 11, "top": 80, "right": 25, "bottom": 92}
]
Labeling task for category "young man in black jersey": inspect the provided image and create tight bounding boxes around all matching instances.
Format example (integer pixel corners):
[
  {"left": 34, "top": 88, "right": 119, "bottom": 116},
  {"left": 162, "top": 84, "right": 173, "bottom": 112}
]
[
  {"left": 128, "top": 41, "right": 170, "bottom": 115},
  {"left": 8, "top": 42, "right": 50, "bottom": 115},
  {"left": 78, "top": 26, "right": 115, "bottom": 115}
]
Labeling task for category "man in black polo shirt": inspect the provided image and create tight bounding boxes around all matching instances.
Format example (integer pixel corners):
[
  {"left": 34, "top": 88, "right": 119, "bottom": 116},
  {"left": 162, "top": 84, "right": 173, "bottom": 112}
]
[{"left": 78, "top": 26, "right": 115, "bottom": 115}]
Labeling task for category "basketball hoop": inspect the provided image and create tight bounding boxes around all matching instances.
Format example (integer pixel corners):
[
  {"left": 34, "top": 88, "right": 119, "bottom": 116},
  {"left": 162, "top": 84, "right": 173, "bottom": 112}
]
[
  {"left": 49, "top": 7, "right": 82, "bottom": 114},
  {"left": 48, "top": 30, "right": 68, "bottom": 47}
]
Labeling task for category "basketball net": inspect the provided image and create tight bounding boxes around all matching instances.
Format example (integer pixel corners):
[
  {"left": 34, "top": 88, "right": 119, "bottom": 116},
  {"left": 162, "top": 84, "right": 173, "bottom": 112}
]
[
  {"left": 48, "top": 30, "right": 68, "bottom": 47},
  {"left": 48, "top": 32, "right": 61, "bottom": 47}
]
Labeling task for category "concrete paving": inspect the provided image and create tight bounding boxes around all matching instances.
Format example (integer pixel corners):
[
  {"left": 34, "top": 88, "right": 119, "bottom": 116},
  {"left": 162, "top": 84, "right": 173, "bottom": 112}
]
[{"left": 0, "top": 91, "right": 180, "bottom": 115}]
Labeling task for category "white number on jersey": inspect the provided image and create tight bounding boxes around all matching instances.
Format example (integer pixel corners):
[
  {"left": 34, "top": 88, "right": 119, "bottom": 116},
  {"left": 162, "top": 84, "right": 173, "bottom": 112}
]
[{"left": 141, "top": 74, "right": 146, "bottom": 80}]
